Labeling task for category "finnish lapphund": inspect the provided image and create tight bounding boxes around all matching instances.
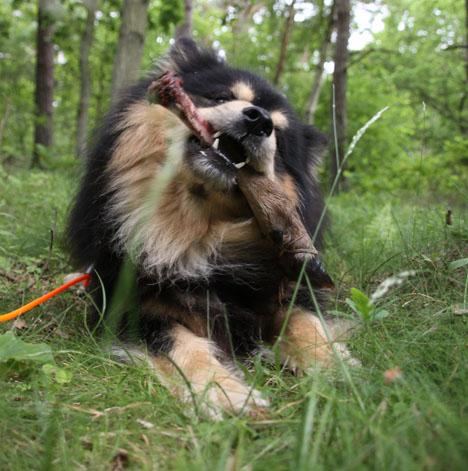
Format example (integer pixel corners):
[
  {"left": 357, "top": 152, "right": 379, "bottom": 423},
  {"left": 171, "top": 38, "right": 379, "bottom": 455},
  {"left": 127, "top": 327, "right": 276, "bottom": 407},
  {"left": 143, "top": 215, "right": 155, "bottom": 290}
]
[{"left": 67, "top": 39, "right": 356, "bottom": 418}]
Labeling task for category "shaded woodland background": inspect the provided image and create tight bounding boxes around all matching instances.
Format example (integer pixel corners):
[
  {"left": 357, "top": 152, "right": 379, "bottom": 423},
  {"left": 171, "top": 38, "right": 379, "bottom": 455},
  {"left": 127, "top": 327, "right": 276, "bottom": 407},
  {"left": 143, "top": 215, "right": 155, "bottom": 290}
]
[{"left": 0, "top": 0, "right": 467, "bottom": 199}]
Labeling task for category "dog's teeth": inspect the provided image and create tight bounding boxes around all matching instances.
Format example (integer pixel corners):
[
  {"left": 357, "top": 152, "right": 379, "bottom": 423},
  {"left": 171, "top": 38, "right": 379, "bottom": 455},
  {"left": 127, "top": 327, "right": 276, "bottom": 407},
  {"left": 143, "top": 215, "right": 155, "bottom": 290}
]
[
  {"left": 234, "top": 161, "right": 247, "bottom": 169},
  {"left": 234, "top": 157, "right": 250, "bottom": 169},
  {"left": 213, "top": 138, "right": 219, "bottom": 149},
  {"left": 213, "top": 131, "right": 221, "bottom": 138}
]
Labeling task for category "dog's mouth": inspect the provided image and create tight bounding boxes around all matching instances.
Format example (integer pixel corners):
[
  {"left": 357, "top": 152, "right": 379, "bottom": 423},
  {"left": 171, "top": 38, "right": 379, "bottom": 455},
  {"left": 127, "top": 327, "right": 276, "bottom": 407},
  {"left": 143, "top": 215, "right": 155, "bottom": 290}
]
[
  {"left": 148, "top": 72, "right": 254, "bottom": 169},
  {"left": 192, "top": 132, "right": 249, "bottom": 169},
  {"left": 213, "top": 133, "right": 249, "bottom": 167}
]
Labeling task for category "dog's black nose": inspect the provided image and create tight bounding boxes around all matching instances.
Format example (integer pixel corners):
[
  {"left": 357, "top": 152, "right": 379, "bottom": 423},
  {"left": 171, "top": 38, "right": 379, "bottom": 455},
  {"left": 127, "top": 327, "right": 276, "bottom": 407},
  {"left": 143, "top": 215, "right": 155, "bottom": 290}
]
[{"left": 242, "top": 106, "right": 273, "bottom": 137}]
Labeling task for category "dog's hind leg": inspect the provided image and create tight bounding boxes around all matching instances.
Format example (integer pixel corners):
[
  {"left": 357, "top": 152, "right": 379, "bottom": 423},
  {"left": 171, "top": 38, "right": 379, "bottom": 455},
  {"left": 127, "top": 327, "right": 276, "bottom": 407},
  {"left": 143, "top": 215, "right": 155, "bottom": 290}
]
[{"left": 273, "top": 309, "right": 360, "bottom": 373}]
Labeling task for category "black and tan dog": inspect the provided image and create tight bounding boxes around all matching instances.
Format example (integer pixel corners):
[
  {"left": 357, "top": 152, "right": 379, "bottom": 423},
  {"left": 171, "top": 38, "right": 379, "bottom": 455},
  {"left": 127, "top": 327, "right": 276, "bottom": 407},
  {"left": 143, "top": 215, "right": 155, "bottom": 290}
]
[{"left": 67, "top": 39, "right": 356, "bottom": 418}]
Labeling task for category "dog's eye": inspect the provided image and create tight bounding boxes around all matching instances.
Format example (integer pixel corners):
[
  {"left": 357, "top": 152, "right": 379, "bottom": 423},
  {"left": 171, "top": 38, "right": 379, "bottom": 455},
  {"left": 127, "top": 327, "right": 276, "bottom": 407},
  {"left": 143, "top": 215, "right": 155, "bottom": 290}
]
[{"left": 212, "top": 92, "right": 234, "bottom": 104}]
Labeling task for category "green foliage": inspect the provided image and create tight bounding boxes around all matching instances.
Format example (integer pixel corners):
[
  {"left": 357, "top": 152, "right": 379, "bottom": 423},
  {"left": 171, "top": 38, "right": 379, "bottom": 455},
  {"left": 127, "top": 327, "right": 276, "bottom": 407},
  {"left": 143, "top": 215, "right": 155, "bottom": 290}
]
[
  {"left": 1, "top": 0, "right": 466, "bottom": 198},
  {"left": 0, "top": 1, "right": 36, "bottom": 163},
  {"left": 42, "top": 363, "right": 73, "bottom": 384},
  {"left": 0, "top": 169, "right": 74, "bottom": 261},
  {"left": 156, "top": 0, "right": 184, "bottom": 33},
  {"left": 449, "top": 257, "right": 468, "bottom": 271},
  {"left": 345, "top": 287, "right": 389, "bottom": 323},
  {"left": 0, "top": 331, "right": 54, "bottom": 365}
]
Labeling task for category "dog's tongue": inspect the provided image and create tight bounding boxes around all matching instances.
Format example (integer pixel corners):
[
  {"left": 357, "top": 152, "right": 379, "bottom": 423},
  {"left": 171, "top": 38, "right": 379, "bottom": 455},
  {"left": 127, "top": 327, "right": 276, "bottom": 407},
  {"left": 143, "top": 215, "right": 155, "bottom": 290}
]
[{"left": 148, "top": 71, "right": 215, "bottom": 146}]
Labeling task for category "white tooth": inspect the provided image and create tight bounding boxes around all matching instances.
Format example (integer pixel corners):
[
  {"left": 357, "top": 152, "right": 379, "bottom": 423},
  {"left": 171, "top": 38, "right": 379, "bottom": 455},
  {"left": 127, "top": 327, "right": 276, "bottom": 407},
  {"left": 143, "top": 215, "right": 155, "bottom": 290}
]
[
  {"left": 213, "top": 138, "right": 219, "bottom": 149},
  {"left": 213, "top": 131, "right": 221, "bottom": 138},
  {"left": 234, "top": 161, "right": 247, "bottom": 169}
]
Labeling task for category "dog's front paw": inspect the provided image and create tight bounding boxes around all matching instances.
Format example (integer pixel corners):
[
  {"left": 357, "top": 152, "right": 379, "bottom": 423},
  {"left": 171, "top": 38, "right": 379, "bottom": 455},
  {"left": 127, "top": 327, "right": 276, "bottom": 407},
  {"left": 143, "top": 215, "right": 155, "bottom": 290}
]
[{"left": 198, "top": 376, "right": 269, "bottom": 420}]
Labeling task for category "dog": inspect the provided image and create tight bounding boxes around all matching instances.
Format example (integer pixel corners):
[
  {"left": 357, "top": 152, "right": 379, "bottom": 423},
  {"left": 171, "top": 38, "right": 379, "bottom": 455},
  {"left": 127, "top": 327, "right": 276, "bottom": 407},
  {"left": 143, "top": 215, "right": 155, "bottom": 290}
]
[{"left": 67, "top": 39, "right": 355, "bottom": 418}]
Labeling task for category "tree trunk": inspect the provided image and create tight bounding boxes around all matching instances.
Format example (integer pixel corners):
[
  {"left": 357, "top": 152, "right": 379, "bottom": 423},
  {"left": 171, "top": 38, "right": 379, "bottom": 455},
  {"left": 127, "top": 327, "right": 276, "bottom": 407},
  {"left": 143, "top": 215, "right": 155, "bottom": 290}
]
[
  {"left": 111, "top": 0, "right": 149, "bottom": 103},
  {"left": 76, "top": 0, "right": 98, "bottom": 158},
  {"left": 330, "top": 0, "right": 351, "bottom": 192},
  {"left": 32, "top": 0, "right": 57, "bottom": 168},
  {"left": 305, "top": 1, "right": 336, "bottom": 124},
  {"left": 273, "top": 0, "right": 296, "bottom": 86},
  {"left": 175, "top": 0, "right": 193, "bottom": 40}
]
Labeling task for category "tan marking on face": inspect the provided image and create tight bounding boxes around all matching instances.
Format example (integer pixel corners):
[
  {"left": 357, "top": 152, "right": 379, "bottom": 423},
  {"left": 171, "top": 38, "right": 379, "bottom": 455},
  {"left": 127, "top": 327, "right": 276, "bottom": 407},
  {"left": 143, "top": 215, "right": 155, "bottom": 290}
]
[
  {"left": 231, "top": 81, "right": 255, "bottom": 102},
  {"left": 198, "top": 100, "right": 251, "bottom": 129},
  {"left": 271, "top": 110, "right": 289, "bottom": 130}
]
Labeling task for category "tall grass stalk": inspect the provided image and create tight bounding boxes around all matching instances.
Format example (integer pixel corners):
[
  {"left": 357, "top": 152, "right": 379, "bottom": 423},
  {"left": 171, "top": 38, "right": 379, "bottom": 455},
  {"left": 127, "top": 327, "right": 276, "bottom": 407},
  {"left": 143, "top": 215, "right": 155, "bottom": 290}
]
[
  {"left": 295, "top": 380, "right": 319, "bottom": 469},
  {"left": 312, "top": 105, "right": 390, "bottom": 243}
]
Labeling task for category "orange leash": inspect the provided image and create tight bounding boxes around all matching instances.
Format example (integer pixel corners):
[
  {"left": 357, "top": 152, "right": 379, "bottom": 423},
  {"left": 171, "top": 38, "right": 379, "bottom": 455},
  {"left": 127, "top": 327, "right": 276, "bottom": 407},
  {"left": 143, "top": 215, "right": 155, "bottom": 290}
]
[{"left": 0, "top": 273, "right": 91, "bottom": 323}]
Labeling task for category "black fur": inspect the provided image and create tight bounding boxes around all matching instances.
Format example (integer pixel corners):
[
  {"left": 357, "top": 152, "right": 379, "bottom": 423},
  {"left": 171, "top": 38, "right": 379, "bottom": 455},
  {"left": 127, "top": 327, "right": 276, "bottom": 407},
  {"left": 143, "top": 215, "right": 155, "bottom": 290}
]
[{"left": 67, "top": 40, "right": 329, "bottom": 356}]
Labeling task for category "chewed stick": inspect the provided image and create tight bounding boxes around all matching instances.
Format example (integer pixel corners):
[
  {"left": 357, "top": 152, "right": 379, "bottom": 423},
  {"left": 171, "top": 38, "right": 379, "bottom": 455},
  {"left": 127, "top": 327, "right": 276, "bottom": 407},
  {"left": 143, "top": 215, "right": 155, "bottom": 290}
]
[
  {"left": 235, "top": 167, "right": 335, "bottom": 288},
  {"left": 148, "top": 72, "right": 214, "bottom": 146},
  {"left": 148, "top": 72, "right": 333, "bottom": 288}
]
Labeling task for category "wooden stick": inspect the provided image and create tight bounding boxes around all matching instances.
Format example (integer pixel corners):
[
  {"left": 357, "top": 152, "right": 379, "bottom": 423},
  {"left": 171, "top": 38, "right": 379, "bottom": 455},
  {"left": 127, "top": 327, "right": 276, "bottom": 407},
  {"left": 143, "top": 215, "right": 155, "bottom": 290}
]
[{"left": 236, "top": 166, "right": 317, "bottom": 263}]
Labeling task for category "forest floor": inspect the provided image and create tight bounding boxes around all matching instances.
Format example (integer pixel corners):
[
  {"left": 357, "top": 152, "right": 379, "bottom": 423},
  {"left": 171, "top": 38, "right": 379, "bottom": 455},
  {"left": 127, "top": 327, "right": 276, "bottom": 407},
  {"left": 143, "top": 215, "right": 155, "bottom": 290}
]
[{"left": 0, "top": 168, "right": 467, "bottom": 470}]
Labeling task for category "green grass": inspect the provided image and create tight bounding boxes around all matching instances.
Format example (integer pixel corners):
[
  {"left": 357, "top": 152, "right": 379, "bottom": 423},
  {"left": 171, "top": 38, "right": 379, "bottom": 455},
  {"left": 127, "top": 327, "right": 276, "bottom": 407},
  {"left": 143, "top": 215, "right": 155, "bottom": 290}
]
[{"left": 1, "top": 167, "right": 467, "bottom": 470}]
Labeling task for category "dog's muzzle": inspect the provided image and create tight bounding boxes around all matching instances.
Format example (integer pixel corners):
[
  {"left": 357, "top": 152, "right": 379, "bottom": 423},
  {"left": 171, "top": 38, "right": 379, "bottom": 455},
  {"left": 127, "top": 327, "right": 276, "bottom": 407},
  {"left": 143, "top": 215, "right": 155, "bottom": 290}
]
[{"left": 242, "top": 106, "right": 273, "bottom": 137}]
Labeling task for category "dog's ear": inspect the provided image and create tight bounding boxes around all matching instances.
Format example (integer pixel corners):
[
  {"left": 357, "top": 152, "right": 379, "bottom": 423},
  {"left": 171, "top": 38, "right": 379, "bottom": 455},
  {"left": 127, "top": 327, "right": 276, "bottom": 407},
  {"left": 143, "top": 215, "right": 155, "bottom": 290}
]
[
  {"left": 172, "top": 37, "right": 199, "bottom": 59},
  {"left": 167, "top": 38, "right": 221, "bottom": 74}
]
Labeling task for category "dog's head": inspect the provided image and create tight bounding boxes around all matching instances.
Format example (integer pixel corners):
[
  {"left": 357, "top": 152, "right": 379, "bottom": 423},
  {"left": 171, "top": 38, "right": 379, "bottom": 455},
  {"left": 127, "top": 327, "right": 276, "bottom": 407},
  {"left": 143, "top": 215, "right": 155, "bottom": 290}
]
[{"left": 161, "top": 39, "right": 327, "bottom": 180}]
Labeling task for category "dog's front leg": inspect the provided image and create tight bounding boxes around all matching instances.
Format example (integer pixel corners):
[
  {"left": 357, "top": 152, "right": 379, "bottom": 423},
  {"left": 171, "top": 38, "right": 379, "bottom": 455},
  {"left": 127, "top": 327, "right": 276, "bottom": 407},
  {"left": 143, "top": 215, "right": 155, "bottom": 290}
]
[{"left": 150, "top": 324, "right": 268, "bottom": 419}]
